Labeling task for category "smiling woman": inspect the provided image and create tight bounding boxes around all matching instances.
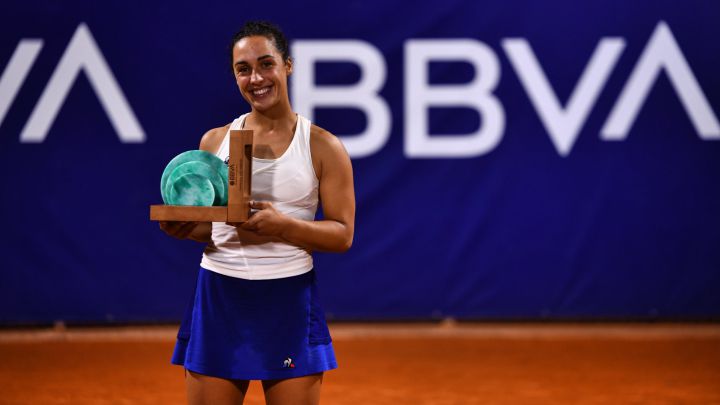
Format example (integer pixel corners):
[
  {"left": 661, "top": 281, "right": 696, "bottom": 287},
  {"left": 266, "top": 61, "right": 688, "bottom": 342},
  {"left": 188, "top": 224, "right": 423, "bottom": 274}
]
[
  {"left": 231, "top": 25, "right": 293, "bottom": 115},
  {"left": 158, "top": 20, "right": 355, "bottom": 405}
]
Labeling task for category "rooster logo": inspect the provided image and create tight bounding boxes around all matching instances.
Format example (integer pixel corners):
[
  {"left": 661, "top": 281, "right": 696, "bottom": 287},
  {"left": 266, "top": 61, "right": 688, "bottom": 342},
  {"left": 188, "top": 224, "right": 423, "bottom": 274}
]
[{"left": 283, "top": 357, "right": 295, "bottom": 368}]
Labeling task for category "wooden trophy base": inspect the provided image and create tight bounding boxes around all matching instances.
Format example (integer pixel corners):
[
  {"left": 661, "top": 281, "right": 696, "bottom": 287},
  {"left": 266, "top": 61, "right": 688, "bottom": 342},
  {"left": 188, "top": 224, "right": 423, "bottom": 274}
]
[
  {"left": 149, "top": 205, "right": 229, "bottom": 222},
  {"left": 150, "top": 130, "right": 253, "bottom": 222}
]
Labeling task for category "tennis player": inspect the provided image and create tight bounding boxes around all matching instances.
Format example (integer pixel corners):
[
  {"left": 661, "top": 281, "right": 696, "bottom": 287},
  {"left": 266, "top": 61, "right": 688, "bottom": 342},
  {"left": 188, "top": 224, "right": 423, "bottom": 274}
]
[{"left": 159, "top": 20, "right": 355, "bottom": 405}]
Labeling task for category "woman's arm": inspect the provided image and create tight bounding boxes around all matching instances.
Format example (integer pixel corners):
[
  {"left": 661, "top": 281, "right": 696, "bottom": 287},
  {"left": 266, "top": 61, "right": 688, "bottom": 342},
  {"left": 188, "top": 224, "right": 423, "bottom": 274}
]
[{"left": 240, "top": 126, "right": 355, "bottom": 252}]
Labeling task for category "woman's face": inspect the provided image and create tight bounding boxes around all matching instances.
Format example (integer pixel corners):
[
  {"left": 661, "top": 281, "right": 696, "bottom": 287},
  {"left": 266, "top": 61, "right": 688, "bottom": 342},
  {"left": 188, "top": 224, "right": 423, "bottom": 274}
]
[{"left": 232, "top": 36, "right": 292, "bottom": 113}]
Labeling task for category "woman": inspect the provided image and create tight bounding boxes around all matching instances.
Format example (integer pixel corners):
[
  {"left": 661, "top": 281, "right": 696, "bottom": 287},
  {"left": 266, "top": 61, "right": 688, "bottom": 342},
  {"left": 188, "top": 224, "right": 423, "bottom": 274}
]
[{"left": 160, "top": 20, "right": 355, "bottom": 405}]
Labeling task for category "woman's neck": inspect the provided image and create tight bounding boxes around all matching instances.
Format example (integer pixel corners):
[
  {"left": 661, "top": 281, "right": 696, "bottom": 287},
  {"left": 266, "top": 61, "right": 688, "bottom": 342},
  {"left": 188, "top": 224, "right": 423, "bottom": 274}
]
[{"left": 248, "top": 102, "right": 295, "bottom": 132}]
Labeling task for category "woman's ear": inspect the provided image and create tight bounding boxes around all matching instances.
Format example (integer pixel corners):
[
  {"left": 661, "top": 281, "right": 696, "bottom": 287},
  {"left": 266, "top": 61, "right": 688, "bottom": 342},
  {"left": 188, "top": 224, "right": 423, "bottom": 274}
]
[{"left": 285, "top": 57, "right": 293, "bottom": 76}]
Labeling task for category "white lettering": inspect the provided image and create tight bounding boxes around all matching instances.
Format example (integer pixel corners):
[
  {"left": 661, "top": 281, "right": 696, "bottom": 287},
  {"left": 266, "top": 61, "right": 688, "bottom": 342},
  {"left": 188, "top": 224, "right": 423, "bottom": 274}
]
[
  {"left": 291, "top": 40, "right": 390, "bottom": 158},
  {"left": 0, "top": 40, "right": 43, "bottom": 128},
  {"left": 3, "top": 22, "right": 713, "bottom": 155},
  {"left": 20, "top": 23, "right": 145, "bottom": 143},
  {"left": 601, "top": 21, "right": 720, "bottom": 140},
  {"left": 503, "top": 38, "right": 625, "bottom": 156},
  {"left": 405, "top": 40, "right": 504, "bottom": 158}
]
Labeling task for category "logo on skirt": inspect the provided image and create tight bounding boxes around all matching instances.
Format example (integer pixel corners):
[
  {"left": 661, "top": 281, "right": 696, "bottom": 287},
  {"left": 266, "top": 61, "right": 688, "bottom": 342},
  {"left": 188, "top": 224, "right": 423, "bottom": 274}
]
[{"left": 283, "top": 357, "right": 295, "bottom": 368}]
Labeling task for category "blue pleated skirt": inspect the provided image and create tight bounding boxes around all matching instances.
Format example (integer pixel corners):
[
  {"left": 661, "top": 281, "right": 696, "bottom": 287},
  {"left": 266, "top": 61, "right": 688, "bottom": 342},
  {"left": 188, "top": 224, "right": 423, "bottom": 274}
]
[{"left": 171, "top": 267, "right": 337, "bottom": 380}]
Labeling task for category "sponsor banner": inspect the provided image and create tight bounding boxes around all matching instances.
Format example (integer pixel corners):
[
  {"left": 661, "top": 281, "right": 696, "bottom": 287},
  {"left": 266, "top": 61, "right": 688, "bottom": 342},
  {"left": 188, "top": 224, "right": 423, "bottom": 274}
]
[{"left": 1, "top": 0, "right": 718, "bottom": 322}]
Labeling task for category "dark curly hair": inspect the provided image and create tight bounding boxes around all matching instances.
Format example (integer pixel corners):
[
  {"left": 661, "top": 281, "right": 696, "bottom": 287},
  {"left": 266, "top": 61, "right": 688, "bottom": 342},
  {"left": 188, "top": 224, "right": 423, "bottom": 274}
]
[{"left": 229, "top": 21, "right": 291, "bottom": 72}]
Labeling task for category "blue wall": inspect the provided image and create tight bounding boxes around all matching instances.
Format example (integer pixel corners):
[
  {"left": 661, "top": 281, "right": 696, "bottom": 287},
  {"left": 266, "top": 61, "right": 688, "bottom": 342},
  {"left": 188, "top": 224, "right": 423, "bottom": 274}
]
[{"left": 1, "top": 0, "right": 718, "bottom": 323}]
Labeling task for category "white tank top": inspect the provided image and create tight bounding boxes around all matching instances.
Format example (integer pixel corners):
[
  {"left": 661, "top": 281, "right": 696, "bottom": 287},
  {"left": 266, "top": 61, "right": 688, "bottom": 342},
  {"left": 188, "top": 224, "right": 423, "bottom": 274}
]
[{"left": 200, "top": 114, "right": 319, "bottom": 280}]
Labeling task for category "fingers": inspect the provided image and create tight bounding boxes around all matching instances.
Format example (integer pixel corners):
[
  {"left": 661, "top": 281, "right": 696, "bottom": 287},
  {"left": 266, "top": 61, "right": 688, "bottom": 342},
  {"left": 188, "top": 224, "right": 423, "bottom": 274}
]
[
  {"left": 250, "top": 200, "right": 272, "bottom": 210},
  {"left": 177, "top": 222, "right": 198, "bottom": 238},
  {"left": 159, "top": 221, "right": 179, "bottom": 233},
  {"left": 240, "top": 215, "right": 259, "bottom": 230},
  {"left": 241, "top": 203, "right": 266, "bottom": 229},
  {"left": 228, "top": 202, "right": 275, "bottom": 234},
  {"left": 159, "top": 221, "right": 198, "bottom": 239},
  {"left": 160, "top": 221, "right": 186, "bottom": 231}
]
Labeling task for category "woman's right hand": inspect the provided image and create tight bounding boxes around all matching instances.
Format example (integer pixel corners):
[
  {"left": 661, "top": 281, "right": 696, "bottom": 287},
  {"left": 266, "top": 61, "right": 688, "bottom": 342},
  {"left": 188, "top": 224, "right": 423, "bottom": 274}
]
[{"left": 159, "top": 221, "right": 200, "bottom": 240}]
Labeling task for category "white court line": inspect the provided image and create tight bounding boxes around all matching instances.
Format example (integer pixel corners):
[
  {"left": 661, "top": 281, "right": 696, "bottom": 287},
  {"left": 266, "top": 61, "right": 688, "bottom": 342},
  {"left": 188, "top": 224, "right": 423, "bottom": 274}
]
[
  {"left": 1, "top": 323, "right": 719, "bottom": 343},
  {"left": 329, "top": 322, "right": 720, "bottom": 340},
  {"left": 0, "top": 326, "right": 177, "bottom": 343}
]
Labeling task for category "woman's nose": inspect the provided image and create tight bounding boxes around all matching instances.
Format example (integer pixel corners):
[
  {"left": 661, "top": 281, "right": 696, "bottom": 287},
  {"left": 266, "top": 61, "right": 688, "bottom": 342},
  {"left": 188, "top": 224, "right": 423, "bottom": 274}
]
[{"left": 250, "top": 70, "right": 263, "bottom": 83}]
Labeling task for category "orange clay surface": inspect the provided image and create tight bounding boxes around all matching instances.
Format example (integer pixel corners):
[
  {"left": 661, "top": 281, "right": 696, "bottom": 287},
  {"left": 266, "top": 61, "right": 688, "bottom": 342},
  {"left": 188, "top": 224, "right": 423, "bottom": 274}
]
[{"left": 0, "top": 323, "right": 719, "bottom": 404}]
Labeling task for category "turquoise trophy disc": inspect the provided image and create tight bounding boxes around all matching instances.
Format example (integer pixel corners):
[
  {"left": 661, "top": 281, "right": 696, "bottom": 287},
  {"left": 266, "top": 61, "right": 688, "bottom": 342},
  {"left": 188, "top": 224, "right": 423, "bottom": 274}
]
[
  {"left": 165, "top": 161, "right": 226, "bottom": 206},
  {"left": 167, "top": 174, "right": 216, "bottom": 206},
  {"left": 160, "top": 150, "right": 228, "bottom": 205}
]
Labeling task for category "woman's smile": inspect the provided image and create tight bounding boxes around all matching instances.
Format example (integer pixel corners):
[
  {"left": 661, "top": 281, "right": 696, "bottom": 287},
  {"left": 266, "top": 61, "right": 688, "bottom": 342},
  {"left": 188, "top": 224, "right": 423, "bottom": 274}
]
[{"left": 250, "top": 84, "right": 273, "bottom": 99}]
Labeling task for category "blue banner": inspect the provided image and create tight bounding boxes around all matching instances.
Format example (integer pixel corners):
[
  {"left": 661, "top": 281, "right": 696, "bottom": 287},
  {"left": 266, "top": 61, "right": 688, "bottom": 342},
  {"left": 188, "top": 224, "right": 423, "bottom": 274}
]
[{"left": 1, "top": 0, "right": 719, "bottom": 323}]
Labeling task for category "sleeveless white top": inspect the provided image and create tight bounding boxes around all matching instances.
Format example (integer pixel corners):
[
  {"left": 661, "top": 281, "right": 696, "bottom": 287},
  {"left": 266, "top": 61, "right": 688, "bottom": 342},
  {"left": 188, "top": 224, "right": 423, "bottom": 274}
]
[{"left": 200, "top": 114, "right": 319, "bottom": 280}]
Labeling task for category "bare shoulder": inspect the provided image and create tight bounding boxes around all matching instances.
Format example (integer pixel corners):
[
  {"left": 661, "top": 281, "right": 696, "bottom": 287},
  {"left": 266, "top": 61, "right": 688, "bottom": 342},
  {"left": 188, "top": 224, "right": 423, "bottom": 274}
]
[
  {"left": 310, "top": 124, "right": 352, "bottom": 179},
  {"left": 310, "top": 124, "right": 348, "bottom": 157},
  {"left": 199, "top": 124, "right": 231, "bottom": 153}
]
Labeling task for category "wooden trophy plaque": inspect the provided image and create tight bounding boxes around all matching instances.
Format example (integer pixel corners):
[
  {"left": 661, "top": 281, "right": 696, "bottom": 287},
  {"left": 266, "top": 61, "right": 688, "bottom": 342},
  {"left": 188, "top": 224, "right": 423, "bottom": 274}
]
[{"left": 150, "top": 130, "right": 253, "bottom": 222}]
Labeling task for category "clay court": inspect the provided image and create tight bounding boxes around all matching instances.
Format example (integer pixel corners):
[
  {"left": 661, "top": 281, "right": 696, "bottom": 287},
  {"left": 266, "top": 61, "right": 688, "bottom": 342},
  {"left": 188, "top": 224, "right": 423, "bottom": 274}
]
[{"left": 2, "top": 322, "right": 719, "bottom": 404}]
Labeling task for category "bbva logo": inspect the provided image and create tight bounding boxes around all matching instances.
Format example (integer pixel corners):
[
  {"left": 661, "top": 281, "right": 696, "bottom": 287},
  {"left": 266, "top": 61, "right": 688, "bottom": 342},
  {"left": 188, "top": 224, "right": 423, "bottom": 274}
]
[
  {"left": 291, "top": 21, "right": 720, "bottom": 158},
  {"left": 0, "top": 23, "right": 145, "bottom": 143},
  {"left": 2, "top": 21, "right": 718, "bottom": 158}
]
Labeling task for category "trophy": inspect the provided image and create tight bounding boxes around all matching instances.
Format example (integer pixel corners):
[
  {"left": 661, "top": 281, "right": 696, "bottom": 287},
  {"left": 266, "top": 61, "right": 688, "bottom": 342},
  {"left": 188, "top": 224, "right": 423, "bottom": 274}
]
[{"left": 150, "top": 130, "right": 253, "bottom": 222}]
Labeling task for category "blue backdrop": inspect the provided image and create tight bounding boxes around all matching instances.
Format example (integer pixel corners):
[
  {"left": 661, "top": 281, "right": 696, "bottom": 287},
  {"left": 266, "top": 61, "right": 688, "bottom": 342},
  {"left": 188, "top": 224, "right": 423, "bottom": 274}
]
[{"left": 1, "top": 0, "right": 718, "bottom": 323}]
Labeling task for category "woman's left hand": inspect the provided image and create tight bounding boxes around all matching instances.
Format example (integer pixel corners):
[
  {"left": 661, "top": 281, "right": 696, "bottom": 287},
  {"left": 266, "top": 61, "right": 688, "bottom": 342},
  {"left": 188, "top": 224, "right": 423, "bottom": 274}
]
[{"left": 240, "top": 201, "right": 291, "bottom": 236}]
